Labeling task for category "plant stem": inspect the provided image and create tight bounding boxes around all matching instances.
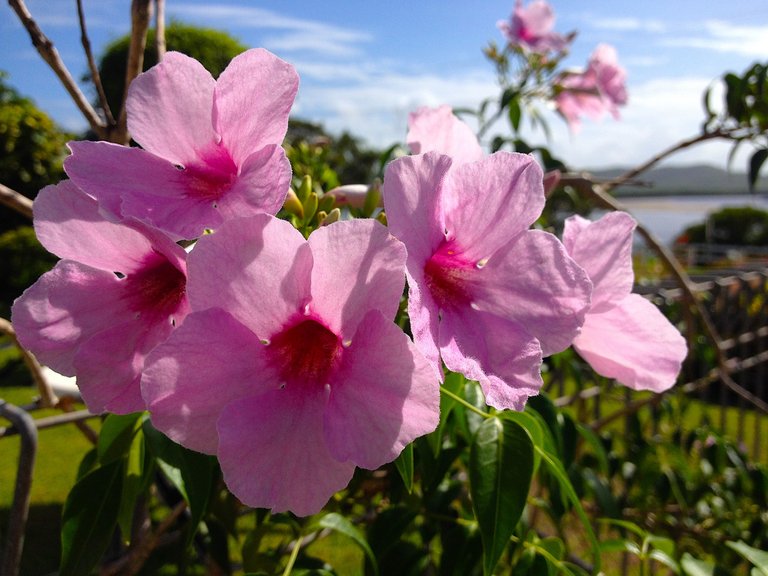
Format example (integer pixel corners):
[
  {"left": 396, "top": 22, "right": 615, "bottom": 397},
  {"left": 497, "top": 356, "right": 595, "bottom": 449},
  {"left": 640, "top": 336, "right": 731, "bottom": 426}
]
[
  {"left": 281, "top": 534, "right": 304, "bottom": 576},
  {"left": 439, "top": 385, "right": 490, "bottom": 419}
]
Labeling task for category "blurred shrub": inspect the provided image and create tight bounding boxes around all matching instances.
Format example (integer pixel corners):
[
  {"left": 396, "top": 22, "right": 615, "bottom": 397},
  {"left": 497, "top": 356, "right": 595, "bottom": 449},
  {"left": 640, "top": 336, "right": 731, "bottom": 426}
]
[
  {"left": 0, "top": 72, "right": 70, "bottom": 231},
  {"left": 676, "top": 206, "right": 768, "bottom": 245}
]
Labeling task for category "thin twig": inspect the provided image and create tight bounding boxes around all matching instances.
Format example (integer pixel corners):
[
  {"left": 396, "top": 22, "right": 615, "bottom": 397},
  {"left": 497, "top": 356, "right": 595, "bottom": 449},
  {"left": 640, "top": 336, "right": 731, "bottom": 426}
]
[
  {"left": 0, "top": 182, "right": 33, "bottom": 220},
  {"left": 116, "top": 0, "right": 152, "bottom": 144},
  {"left": 8, "top": 0, "right": 106, "bottom": 139},
  {"left": 602, "top": 129, "right": 733, "bottom": 191},
  {"left": 99, "top": 500, "right": 187, "bottom": 576},
  {"left": 155, "top": 0, "right": 166, "bottom": 60},
  {"left": 76, "top": 0, "right": 116, "bottom": 126}
]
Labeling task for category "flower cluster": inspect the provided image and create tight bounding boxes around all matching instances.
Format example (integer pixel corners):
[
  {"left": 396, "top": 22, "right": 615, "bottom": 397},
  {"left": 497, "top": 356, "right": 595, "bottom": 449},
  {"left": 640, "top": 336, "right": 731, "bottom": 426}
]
[
  {"left": 555, "top": 44, "right": 628, "bottom": 132},
  {"left": 12, "top": 41, "right": 683, "bottom": 515}
]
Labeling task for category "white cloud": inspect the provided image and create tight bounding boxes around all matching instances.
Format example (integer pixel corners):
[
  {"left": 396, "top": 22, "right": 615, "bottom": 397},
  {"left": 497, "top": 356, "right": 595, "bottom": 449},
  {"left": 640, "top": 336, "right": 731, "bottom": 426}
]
[
  {"left": 590, "top": 17, "right": 667, "bottom": 34},
  {"left": 168, "top": 4, "right": 372, "bottom": 56},
  {"left": 662, "top": 21, "right": 768, "bottom": 58},
  {"left": 534, "top": 76, "right": 752, "bottom": 170},
  {"left": 296, "top": 67, "right": 498, "bottom": 148}
]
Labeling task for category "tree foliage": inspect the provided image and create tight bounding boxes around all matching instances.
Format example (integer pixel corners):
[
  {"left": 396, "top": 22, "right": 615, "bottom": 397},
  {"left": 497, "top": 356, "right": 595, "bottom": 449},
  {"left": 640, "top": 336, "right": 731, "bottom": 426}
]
[
  {"left": 97, "top": 21, "right": 248, "bottom": 116},
  {"left": 0, "top": 72, "right": 70, "bottom": 230},
  {"left": 676, "top": 206, "right": 768, "bottom": 246}
]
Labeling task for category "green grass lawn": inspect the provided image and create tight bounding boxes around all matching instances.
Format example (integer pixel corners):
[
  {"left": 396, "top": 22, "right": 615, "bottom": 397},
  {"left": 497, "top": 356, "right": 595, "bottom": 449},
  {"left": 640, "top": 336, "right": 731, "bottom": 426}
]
[{"left": 0, "top": 384, "right": 99, "bottom": 575}]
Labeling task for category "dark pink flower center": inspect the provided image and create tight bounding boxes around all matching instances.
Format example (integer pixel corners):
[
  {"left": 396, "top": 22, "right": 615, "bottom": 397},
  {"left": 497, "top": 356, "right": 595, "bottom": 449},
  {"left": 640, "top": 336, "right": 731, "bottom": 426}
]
[
  {"left": 268, "top": 318, "right": 343, "bottom": 387},
  {"left": 125, "top": 252, "right": 187, "bottom": 322},
  {"left": 423, "top": 243, "right": 476, "bottom": 310},
  {"left": 183, "top": 146, "right": 237, "bottom": 203}
]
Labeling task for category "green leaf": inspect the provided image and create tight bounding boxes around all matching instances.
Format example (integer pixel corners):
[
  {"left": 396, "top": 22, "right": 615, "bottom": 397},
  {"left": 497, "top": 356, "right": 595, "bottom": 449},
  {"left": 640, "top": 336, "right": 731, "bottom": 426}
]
[
  {"left": 470, "top": 417, "right": 534, "bottom": 576},
  {"left": 508, "top": 98, "right": 522, "bottom": 132},
  {"left": 394, "top": 442, "right": 414, "bottom": 493},
  {"left": 429, "top": 371, "right": 465, "bottom": 455},
  {"left": 726, "top": 541, "right": 768, "bottom": 575},
  {"left": 143, "top": 420, "right": 217, "bottom": 541},
  {"left": 749, "top": 148, "right": 768, "bottom": 192},
  {"left": 681, "top": 553, "right": 717, "bottom": 576},
  {"left": 60, "top": 458, "right": 125, "bottom": 576},
  {"left": 116, "top": 426, "right": 153, "bottom": 543},
  {"left": 97, "top": 412, "right": 144, "bottom": 465},
  {"left": 316, "top": 512, "right": 379, "bottom": 576},
  {"left": 537, "top": 447, "right": 601, "bottom": 572}
]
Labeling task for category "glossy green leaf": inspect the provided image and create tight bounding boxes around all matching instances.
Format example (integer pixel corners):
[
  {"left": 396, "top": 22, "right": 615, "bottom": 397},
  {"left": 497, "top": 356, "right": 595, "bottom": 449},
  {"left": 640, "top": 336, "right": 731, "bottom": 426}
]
[
  {"left": 60, "top": 458, "right": 125, "bottom": 576},
  {"left": 394, "top": 442, "right": 414, "bottom": 493},
  {"left": 143, "top": 420, "right": 217, "bottom": 540},
  {"left": 681, "top": 553, "right": 717, "bottom": 576},
  {"left": 117, "top": 426, "right": 153, "bottom": 542},
  {"left": 97, "top": 412, "right": 144, "bottom": 465},
  {"left": 508, "top": 98, "right": 522, "bottom": 132},
  {"left": 749, "top": 148, "right": 768, "bottom": 192},
  {"left": 726, "top": 541, "right": 768, "bottom": 575},
  {"left": 429, "top": 371, "right": 465, "bottom": 456},
  {"left": 316, "top": 512, "right": 379, "bottom": 576},
  {"left": 537, "top": 447, "right": 601, "bottom": 572},
  {"left": 470, "top": 417, "right": 534, "bottom": 576}
]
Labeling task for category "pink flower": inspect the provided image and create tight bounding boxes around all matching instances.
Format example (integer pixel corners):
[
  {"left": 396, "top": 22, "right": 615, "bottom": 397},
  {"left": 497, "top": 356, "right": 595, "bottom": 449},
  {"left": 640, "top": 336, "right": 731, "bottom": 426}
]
[
  {"left": 11, "top": 180, "right": 190, "bottom": 413},
  {"left": 555, "top": 44, "right": 627, "bottom": 132},
  {"left": 407, "top": 105, "right": 484, "bottom": 165},
  {"left": 65, "top": 49, "right": 298, "bottom": 240},
  {"left": 142, "top": 215, "right": 439, "bottom": 516},
  {"left": 563, "top": 212, "right": 687, "bottom": 391},
  {"left": 498, "top": 0, "right": 571, "bottom": 54},
  {"left": 383, "top": 151, "right": 592, "bottom": 410}
]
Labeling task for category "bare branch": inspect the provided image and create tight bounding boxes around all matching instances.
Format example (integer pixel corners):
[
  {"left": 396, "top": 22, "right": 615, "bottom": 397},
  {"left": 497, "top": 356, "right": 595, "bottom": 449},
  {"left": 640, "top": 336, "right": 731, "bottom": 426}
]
[
  {"left": 116, "top": 0, "right": 153, "bottom": 144},
  {"left": 0, "top": 182, "right": 33, "bottom": 220},
  {"left": 76, "top": 0, "right": 116, "bottom": 126},
  {"left": 155, "top": 0, "right": 166, "bottom": 60},
  {"left": 603, "top": 129, "right": 731, "bottom": 191},
  {"left": 8, "top": 0, "right": 106, "bottom": 139}
]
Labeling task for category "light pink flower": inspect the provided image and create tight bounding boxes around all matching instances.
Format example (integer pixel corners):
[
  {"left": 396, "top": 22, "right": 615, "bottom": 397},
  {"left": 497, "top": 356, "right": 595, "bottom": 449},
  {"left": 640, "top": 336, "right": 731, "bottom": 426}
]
[
  {"left": 554, "top": 44, "right": 627, "bottom": 132},
  {"left": 407, "top": 105, "right": 484, "bottom": 165},
  {"left": 11, "top": 180, "right": 189, "bottom": 414},
  {"left": 498, "top": 0, "right": 571, "bottom": 54},
  {"left": 563, "top": 212, "right": 687, "bottom": 391},
  {"left": 65, "top": 49, "right": 298, "bottom": 239},
  {"left": 383, "top": 151, "right": 592, "bottom": 410},
  {"left": 142, "top": 215, "right": 439, "bottom": 516}
]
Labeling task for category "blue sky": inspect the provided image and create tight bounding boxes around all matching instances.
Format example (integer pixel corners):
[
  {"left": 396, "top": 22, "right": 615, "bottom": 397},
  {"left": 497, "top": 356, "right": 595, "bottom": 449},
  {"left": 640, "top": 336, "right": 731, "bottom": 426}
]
[{"left": 2, "top": 0, "right": 767, "bottom": 170}]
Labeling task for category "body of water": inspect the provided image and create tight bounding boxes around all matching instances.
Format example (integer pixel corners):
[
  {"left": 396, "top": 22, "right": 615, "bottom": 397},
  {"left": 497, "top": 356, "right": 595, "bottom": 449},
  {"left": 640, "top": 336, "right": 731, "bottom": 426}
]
[{"left": 614, "top": 194, "right": 768, "bottom": 246}]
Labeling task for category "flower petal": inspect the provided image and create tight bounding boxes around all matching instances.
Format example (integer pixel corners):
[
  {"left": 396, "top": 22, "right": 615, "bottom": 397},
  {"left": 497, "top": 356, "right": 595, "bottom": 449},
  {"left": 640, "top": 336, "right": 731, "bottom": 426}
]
[
  {"left": 439, "top": 308, "right": 543, "bottom": 411},
  {"left": 382, "top": 151, "right": 452, "bottom": 266},
  {"left": 405, "top": 268, "right": 443, "bottom": 380},
  {"left": 66, "top": 140, "right": 224, "bottom": 240},
  {"left": 187, "top": 215, "right": 311, "bottom": 337},
  {"left": 407, "top": 105, "right": 483, "bottom": 165},
  {"left": 73, "top": 322, "right": 153, "bottom": 414},
  {"left": 219, "top": 144, "right": 290, "bottom": 220},
  {"left": 563, "top": 212, "right": 635, "bottom": 312},
  {"left": 444, "top": 152, "right": 545, "bottom": 261},
  {"left": 308, "top": 219, "right": 406, "bottom": 337},
  {"left": 11, "top": 262, "right": 134, "bottom": 375},
  {"left": 218, "top": 387, "right": 355, "bottom": 516},
  {"left": 324, "top": 310, "right": 439, "bottom": 470},
  {"left": 213, "top": 48, "right": 299, "bottom": 166},
  {"left": 573, "top": 294, "right": 687, "bottom": 392},
  {"left": 477, "top": 229, "right": 592, "bottom": 355},
  {"left": 126, "top": 51, "right": 217, "bottom": 165},
  {"left": 33, "top": 179, "right": 154, "bottom": 271},
  {"left": 143, "top": 308, "right": 275, "bottom": 454}
]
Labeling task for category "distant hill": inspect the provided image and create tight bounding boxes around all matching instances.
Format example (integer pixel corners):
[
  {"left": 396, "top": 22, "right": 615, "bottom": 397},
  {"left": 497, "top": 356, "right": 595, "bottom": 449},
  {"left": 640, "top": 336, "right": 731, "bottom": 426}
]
[{"left": 587, "top": 164, "right": 768, "bottom": 196}]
